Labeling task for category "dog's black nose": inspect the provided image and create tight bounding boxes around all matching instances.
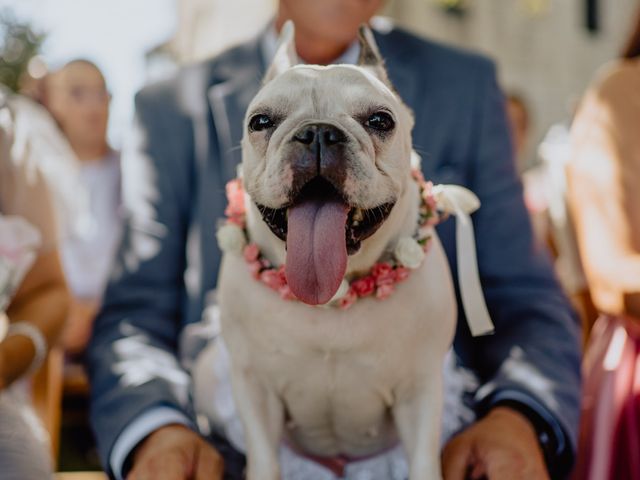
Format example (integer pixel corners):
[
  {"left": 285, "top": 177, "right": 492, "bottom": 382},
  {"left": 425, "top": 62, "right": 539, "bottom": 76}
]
[
  {"left": 290, "top": 123, "right": 348, "bottom": 194},
  {"left": 293, "top": 124, "right": 347, "bottom": 147}
]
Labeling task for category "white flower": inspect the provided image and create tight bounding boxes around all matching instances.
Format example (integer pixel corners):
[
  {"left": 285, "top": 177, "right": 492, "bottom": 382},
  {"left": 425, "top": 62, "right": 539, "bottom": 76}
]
[
  {"left": 216, "top": 224, "right": 247, "bottom": 254},
  {"left": 394, "top": 236, "right": 425, "bottom": 269}
]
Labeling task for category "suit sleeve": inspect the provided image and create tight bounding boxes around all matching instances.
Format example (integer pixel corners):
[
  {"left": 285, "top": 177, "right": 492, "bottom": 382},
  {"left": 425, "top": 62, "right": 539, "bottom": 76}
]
[
  {"left": 87, "top": 88, "right": 195, "bottom": 476},
  {"left": 463, "top": 60, "right": 582, "bottom": 475}
]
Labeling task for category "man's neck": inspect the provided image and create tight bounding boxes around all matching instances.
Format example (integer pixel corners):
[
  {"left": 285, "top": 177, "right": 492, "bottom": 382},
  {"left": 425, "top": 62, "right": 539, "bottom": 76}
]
[{"left": 274, "top": 13, "right": 354, "bottom": 65}]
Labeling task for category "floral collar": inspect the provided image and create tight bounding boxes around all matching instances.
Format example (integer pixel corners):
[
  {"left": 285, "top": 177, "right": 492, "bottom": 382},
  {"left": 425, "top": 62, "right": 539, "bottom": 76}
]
[{"left": 217, "top": 170, "right": 445, "bottom": 309}]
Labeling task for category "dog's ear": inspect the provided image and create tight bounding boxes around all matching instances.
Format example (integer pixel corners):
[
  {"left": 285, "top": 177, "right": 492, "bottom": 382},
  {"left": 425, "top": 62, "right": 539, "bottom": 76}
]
[
  {"left": 357, "top": 25, "right": 390, "bottom": 85},
  {"left": 264, "top": 20, "right": 299, "bottom": 84}
]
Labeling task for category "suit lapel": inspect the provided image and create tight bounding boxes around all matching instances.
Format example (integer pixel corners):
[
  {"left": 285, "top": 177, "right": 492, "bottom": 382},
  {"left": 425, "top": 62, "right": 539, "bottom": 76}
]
[{"left": 207, "top": 39, "right": 266, "bottom": 183}]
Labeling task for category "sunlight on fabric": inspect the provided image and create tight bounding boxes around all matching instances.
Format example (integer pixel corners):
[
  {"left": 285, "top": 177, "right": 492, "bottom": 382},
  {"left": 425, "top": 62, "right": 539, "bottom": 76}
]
[
  {"left": 603, "top": 324, "right": 628, "bottom": 371},
  {"left": 113, "top": 322, "right": 190, "bottom": 405}
]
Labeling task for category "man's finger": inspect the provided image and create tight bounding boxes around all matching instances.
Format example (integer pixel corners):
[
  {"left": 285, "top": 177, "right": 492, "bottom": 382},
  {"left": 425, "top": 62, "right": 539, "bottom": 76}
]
[
  {"left": 130, "top": 452, "right": 190, "bottom": 480},
  {"left": 483, "top": 454, "right": 517, "bottom": 480},
  {"left": 194, "top": 444, "right": 225, "bottom": 480},
  {"left": 442, "top": 437, "right": 473, "bottom": 480},
  {"left": 483, "top": 451, "right": 546, "bottom": 480}
]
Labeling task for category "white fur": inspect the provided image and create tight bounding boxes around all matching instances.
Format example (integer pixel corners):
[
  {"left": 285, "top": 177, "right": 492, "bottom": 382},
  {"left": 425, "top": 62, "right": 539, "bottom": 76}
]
[{"left": 192, "top": 311, "right": 478, "bottom": 479}]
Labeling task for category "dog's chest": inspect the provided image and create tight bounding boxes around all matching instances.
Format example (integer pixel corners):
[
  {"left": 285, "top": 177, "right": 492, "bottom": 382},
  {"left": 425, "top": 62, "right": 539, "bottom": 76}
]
[{"left": 218, "top": 237, "right": 457, "bottom": 455}]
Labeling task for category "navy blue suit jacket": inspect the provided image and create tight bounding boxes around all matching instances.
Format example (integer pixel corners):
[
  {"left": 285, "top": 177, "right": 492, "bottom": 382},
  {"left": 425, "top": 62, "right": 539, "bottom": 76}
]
[{"left": 88, "top": 25, "right": 581, "bottom": 478}]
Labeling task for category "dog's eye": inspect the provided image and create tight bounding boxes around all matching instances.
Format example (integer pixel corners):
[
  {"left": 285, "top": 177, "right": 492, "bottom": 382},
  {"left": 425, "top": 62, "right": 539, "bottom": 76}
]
[
  {"left": 365, "top": 111, "right": 395, "bottom": 132},
  {"left": 249, "top": 114, "right": 275, "bottom": 132}
]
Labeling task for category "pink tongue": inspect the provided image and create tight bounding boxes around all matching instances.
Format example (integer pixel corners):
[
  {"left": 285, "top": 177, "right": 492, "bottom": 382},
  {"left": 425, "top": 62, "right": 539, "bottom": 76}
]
[{"left": 285, "top": 198, "right": 349, "bottom": 305}]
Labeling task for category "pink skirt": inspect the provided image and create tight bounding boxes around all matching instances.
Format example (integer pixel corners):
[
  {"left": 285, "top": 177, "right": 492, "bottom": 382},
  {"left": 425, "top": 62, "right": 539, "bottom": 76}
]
[{"left": 574, "top": 315, "right": 640, "bottom": 480}]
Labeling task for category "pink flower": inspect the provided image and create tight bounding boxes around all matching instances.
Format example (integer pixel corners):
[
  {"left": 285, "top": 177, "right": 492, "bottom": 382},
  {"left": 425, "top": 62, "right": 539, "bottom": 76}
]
[
  {"left": 411, "top": 169, "right": 425, "bottom": 184},
  {"left": 422, "top": 181, "right": 438, "bottom": 212},
  {"left": 278, "top": 284, "right": 297, "bottom": 301},
  {"left": 227, "top": 216, "right": 245, "bottom": 227},
  {"left": 352, "top": 276, "right": 375, "bottom": 297},
  {"left": 248, "top": 260, "right": 262, "bottom": 279},
  {"left": 394, "top": 266, "right": 410, "bottom": 282},
  {"left": 276, "top": 265, "right": 288, "bottom": 285},
  {"left": 421, "top": 236, "right": 433, "bottom": 253},
  {"left": 375, "top": 283, "right": 395, "bottom": 300},
  {"left": 243, "top": 243, "right": 260, "bottom": 262},
  {"left": 371, "top": 262, "right": 395, "bottom": 286},
  {"left": 338, "top": 288, "right": 358, "bottom": 309},
  {"left": 260, "top": 268, "right": 286, "bottom": 291},
  {"left": 225, "top": 179, "right": 246, "bottom": 218}
]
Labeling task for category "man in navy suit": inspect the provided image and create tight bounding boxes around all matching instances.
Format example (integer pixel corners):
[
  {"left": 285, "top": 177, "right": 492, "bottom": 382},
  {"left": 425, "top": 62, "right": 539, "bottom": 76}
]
[{"left": 87, "top": 1, "right": 581, "bottom": 478}]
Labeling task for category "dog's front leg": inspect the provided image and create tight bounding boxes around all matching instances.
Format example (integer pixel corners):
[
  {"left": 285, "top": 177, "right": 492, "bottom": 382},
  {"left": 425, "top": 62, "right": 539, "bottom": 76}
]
[
  {"left": 230, "top": 366, "right": 284, "bottom": 480},
  {"left": 392, "top": 366, "right": 444, "bottom": 480}
]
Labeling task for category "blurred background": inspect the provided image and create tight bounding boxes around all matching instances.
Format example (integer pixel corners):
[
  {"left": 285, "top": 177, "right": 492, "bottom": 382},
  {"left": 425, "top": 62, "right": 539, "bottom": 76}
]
[
  {"left": 1, "top": 0, "right": 638, "bottom": 477},
  {"left": 1, "top": 0, "right": 636, "bottom": 160}
]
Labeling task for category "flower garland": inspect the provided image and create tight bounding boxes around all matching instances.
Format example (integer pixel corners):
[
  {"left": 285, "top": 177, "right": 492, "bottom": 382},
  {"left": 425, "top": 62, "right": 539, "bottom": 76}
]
[{"left": 216, "top": 170, "right": 446, "bottom": 309}]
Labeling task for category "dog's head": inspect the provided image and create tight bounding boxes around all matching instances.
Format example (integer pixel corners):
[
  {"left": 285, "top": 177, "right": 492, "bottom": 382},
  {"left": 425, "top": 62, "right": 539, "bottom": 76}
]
[{"left": 241, "top": 22, "right": 415, "bottom": 305}]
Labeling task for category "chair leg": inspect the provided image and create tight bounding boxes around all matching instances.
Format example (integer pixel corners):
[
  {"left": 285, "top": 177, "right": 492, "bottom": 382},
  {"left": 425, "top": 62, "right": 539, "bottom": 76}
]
[{"left": 31, "top": 347, "right": 65, "bottom": 466}]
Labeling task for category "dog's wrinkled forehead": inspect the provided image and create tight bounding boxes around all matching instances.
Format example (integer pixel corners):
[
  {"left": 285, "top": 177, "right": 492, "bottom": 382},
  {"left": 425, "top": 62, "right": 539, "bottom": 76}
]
[
  {"left": 244, "top": 20, "right": 407, "bottom": 125},
  {"left": 247, "top": 64, "right": 398, "bottom": 119}
]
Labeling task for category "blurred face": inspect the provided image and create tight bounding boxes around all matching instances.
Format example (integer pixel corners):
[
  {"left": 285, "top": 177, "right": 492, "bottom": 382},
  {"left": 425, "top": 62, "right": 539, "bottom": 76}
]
[
  {"left": 47, "top": 62, "right": 109, "bottom": 152},
  {"left": 279, "top": 0, "right": 384, "bottom": 45}
]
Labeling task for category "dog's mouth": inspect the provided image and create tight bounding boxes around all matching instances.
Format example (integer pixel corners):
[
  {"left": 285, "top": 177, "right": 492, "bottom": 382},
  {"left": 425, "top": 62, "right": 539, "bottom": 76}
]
[
  {"left": 256, "top": 177, "right": 395, "bottom": 255},
  {"left": 255, "top": 176, "right": 394, "bottom": 306}
]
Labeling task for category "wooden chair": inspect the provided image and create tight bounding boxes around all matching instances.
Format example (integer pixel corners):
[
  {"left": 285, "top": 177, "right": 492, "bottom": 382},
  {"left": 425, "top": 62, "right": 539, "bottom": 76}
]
[{"left": 31, "top": 346, "right": 65, "bottom": 465}]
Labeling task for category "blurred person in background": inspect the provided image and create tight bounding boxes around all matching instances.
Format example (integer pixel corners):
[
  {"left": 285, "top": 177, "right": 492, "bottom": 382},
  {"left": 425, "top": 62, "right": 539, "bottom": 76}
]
[
  {"left": 88, "top": 1, "right": 581, "bottom": 479},
  {"left": 510, "top": 89, "right": 595, "bottom": 339},
  {"left": 0, "top": 86, "right": 69, "bottom": 479},
  {"left": 505, "top": 92, "right": 550, "bottom": 249},
  {"left": 45, "top": 59, "right": 122, "bottom": 355},
  {"left": 568, "top": 6, "right": 640, "bottom": 479}
]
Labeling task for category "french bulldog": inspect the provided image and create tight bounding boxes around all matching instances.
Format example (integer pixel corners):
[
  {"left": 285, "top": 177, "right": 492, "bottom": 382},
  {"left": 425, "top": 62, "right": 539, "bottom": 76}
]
[{"left": 215, "top": 22, "right": 461, "bottom": 480}]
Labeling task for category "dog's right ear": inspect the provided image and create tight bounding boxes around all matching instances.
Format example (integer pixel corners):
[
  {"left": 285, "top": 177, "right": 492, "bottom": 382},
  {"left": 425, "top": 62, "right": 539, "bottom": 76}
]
[
  {"left": 264, "top": 20, "right": 299, "bottom": 84},
  {"left": 357, "top": 24, "right": 391, "bottom": 86}
]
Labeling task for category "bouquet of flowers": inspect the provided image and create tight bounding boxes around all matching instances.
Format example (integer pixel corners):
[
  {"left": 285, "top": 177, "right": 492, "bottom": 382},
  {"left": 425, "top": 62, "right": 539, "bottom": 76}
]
[{"left": 0, "top": 215, "right": 41, "bottom": 341}]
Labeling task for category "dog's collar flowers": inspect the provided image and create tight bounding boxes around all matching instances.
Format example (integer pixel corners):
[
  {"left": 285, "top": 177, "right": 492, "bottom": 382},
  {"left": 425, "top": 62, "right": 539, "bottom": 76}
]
[
  {"left": 217, "top": 170, "right": 495, "bottom": 337},
  {"left": 217, "top": 171, "right": 445, "bottom": 309}
]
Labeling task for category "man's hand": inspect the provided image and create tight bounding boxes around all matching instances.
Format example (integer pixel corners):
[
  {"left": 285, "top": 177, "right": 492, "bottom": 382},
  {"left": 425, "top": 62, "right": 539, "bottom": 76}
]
[
  {"left": 127, "top": 424, "right": 224, "bottom": 480},
  {"left": 442, "top": 406, "right": 550, "bottom": 480}
]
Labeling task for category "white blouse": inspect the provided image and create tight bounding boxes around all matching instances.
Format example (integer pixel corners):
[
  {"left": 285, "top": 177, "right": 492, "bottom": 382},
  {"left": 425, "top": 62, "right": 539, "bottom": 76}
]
[{"left": 61, "top": 151, "right": 122, "bottom": 300}]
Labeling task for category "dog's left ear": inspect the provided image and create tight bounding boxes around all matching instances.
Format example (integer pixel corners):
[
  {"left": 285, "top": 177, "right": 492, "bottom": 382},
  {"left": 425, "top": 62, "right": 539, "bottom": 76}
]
[
  {"left": 264, "top": 20, "right": 299, "bottom": 84},
  {"left": 357, "top": 25, "right": 390, "bottom": 85}
]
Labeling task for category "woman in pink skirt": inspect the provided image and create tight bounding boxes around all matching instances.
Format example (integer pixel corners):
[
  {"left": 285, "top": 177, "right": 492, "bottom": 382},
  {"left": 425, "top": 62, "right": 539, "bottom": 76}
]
[{"left": 567, "top": 6, "right": 640, "bottom": 479}]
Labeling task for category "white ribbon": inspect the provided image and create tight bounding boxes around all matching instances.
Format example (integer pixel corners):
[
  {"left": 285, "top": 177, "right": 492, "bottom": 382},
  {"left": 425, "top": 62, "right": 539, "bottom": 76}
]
[{"left": 433, "top": 185, "right": 494, "bottom": 337}]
